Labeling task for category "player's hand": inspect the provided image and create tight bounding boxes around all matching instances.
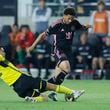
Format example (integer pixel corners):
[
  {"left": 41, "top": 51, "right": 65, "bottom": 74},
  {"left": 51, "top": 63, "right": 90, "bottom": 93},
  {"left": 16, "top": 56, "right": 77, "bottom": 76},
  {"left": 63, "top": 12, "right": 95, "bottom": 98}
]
[
  {"left": 26, "top": 46, "right": 34, "bottom": 53},
  {"left": 85, "top": 24, "right": 92, "bottom": 29}
]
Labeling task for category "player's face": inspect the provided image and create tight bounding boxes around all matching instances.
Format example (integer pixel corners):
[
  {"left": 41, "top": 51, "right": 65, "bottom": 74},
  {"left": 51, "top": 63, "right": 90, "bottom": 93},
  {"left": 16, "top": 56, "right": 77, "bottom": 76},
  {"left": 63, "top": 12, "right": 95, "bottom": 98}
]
[
  {"left": 39, "top": 0, "right": 45, "bottom": 8},
  {"left": 21, "top": 27, "right": 28, "bottom": 35},
  {"left": 0, "top": 48, "right": 6, "bottom": 57},
  {"left": 98, "top": 4, "right": 105, "bottom": 12},
  {"left": 63, "top": 15, "right": 74, "bottom": 24}
]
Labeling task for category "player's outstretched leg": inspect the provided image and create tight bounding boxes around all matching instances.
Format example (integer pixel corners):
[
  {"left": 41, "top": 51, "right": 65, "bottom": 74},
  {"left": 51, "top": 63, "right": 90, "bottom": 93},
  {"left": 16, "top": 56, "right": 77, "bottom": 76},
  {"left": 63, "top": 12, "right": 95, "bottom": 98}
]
[
  {"left": 46, "top": 83, "right": 85, "bottom": 102},
  {"left": 25, "top": 82, "right": 85, "bottom": 103}
]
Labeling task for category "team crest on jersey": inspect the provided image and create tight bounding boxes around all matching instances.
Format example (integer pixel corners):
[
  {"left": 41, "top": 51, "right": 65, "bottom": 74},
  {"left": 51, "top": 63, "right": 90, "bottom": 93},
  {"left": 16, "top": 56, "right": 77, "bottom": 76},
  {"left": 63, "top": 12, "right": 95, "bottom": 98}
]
[{"left": 61, "top": 29, "right": 64, "bottom": 32}]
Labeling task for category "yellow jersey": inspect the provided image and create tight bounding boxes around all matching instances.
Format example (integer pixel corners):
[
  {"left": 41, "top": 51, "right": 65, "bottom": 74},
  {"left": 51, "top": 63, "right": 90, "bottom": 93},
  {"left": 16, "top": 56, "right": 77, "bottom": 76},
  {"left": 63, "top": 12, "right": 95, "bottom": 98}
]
[{"left": 0, "top": 55, "right": 22, "bottom": 86}]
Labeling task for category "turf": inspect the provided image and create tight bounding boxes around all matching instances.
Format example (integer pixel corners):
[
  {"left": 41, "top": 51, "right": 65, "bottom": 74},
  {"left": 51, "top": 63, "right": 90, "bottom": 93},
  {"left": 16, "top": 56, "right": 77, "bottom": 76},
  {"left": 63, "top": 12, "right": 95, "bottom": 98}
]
[{"left": 0, "top": 80, "right": 110, "bottom": 110}]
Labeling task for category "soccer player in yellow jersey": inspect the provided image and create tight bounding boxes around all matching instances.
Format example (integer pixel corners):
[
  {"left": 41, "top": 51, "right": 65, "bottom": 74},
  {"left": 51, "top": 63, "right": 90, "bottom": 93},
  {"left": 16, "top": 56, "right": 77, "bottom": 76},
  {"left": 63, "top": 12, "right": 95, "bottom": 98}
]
[{"left": 0, "top": 47, "right": 84, "bottom": 102}]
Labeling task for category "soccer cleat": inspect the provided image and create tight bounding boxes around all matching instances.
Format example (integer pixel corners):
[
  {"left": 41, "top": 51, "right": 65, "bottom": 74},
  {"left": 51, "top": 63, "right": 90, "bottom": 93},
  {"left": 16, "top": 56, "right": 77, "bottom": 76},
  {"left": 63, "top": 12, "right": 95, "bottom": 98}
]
[
  {"left": 65, "top": 93, "right": 75, "bottom": 102},
  {"left": 48, "top": 92, "right": 58, "bottom": 101},
  {"left": 65, "top": 90, "right": 85, "bottom": 102},
  {"left": 25, "top": 96, "right": 35, "bottom": 102},
  {"left": 74, "top": 90, "right": 85, "bottom": 100}
]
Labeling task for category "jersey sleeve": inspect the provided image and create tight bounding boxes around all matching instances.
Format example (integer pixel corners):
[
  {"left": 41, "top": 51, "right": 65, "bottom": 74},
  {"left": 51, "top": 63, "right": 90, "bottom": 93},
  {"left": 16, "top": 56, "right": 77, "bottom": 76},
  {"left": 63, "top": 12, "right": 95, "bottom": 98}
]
[
  {"left": 45, "top": 19, "right": 61, "bottom": 36},
  {"left": 74, "top": 20, "right": 88, "bottom": 31},
  {"left": 45, "top": 25, "right": 58, "bottom": 36},
  {"left": 0, "top": 55, "right": 5, "bottom": 61}
]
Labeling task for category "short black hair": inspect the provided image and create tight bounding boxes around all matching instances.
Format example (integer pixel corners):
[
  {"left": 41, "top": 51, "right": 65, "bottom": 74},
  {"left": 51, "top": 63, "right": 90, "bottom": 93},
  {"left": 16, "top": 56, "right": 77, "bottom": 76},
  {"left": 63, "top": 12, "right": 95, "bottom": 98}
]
[{"left": 64, "top": 7, "right": 77, "bottom": 17}]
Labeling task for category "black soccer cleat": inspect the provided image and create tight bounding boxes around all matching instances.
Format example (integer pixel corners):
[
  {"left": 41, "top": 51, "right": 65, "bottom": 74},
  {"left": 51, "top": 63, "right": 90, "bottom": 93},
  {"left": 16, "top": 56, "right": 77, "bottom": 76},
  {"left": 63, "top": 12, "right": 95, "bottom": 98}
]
[{"left": 48, "top": 92, "right": 58, "bottom": 101}]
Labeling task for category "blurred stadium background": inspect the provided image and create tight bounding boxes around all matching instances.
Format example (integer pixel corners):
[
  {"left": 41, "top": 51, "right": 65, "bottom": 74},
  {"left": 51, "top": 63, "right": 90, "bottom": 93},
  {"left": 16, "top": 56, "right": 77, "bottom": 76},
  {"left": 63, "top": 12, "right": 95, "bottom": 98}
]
[
  {"left": 0, "top": 0, "right": 110, "bottom": 110},
  {"left": 0, "top": 0, "right": 110, "bottom": 80}
]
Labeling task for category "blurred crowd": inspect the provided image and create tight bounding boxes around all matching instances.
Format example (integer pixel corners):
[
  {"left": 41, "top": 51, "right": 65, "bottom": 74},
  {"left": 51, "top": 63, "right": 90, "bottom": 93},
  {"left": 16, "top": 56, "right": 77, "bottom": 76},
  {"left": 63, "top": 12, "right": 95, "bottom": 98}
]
[{"left": 0, "top": 0, "right": 110, "bottom": 78}]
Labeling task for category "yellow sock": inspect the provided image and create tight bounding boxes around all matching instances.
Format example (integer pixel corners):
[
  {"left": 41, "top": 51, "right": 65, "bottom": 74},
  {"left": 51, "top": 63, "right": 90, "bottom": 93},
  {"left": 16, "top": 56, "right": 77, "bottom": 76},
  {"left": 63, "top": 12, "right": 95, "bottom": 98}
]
[
  {"left": 34, "top": 96, "right": 47, "bottom": 102},
  {"left": 55, "top": 85, "right": 73, "bottom": 95}
]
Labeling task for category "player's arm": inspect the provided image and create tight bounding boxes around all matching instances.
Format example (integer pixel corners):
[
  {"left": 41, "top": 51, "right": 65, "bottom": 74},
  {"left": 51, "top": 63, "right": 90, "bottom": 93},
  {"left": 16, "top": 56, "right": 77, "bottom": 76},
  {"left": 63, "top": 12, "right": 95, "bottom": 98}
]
[
  {"left": 27, "top": 32, "right": 46, "bottom": 52},
  {"left": 74, "top": 20, "right": 92, "bottom": 31},
  {"left": 27, "top": 23, "right": 57, "bottom": 52}
]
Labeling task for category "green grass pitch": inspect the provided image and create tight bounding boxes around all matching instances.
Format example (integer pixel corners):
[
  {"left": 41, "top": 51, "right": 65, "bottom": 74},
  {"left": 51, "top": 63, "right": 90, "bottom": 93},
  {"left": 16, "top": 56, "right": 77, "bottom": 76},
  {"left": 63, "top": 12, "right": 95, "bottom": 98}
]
[{"left": 0, "top": 80, "right": 110, "bottom": 110}]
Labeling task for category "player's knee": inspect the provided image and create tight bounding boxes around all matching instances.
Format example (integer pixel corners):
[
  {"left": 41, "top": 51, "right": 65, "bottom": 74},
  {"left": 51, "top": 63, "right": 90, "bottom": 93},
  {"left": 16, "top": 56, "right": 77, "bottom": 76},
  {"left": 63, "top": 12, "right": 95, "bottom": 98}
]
[
  {"left": 59, "top": 61, "right": 71, "bottom": 73},
  {"left": 64, "top": 68, "right": 71, "bottom": 73},
  {"left": 61, "top": 67, "right": 70, "bottom": 74}
]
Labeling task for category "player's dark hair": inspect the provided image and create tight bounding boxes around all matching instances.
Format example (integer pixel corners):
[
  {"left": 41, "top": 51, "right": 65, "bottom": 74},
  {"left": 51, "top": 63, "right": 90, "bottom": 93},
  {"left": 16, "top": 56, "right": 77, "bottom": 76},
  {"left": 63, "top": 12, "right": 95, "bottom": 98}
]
[
  {"left": 19, "top": 25, "right": 30, "bottom": 32},
  {"left": 97, "top": 0, "right": 105, "bottom": 6},
  {"left": 64, "top": 7, "right": 77, "bottom": 17},
  {"left": 12, "top": 24, "right": 18, "bottom": 28},
  {"left": 97, "top": 0, "right": 106, "bottom": 11}
]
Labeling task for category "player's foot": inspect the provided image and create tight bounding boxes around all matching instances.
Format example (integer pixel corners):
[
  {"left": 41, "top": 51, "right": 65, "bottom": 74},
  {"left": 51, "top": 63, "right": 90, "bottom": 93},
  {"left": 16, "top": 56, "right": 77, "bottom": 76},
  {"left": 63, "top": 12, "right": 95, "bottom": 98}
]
[
  {"left": 48, "top": 92, "right": 58, "bottom": 101},
  {"left": 74, "top": 90, "right": 85, "bottom": 100},
  {"left": 25, "top": 96, "right": 35, "bottom": 102},
  {"left": 65, "top": 90, "right": 85, "bottom": 102}
]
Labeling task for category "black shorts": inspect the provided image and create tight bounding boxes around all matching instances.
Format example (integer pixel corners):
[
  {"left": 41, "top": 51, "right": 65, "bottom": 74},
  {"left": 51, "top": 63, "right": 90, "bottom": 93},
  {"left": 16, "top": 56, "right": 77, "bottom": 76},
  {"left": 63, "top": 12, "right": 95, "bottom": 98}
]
[
  {"left": 53, "top": 49, "right": 72, "bottom": 67},
  {"left": 13, "top": 74, "right": 47, "bottom": 98}
]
